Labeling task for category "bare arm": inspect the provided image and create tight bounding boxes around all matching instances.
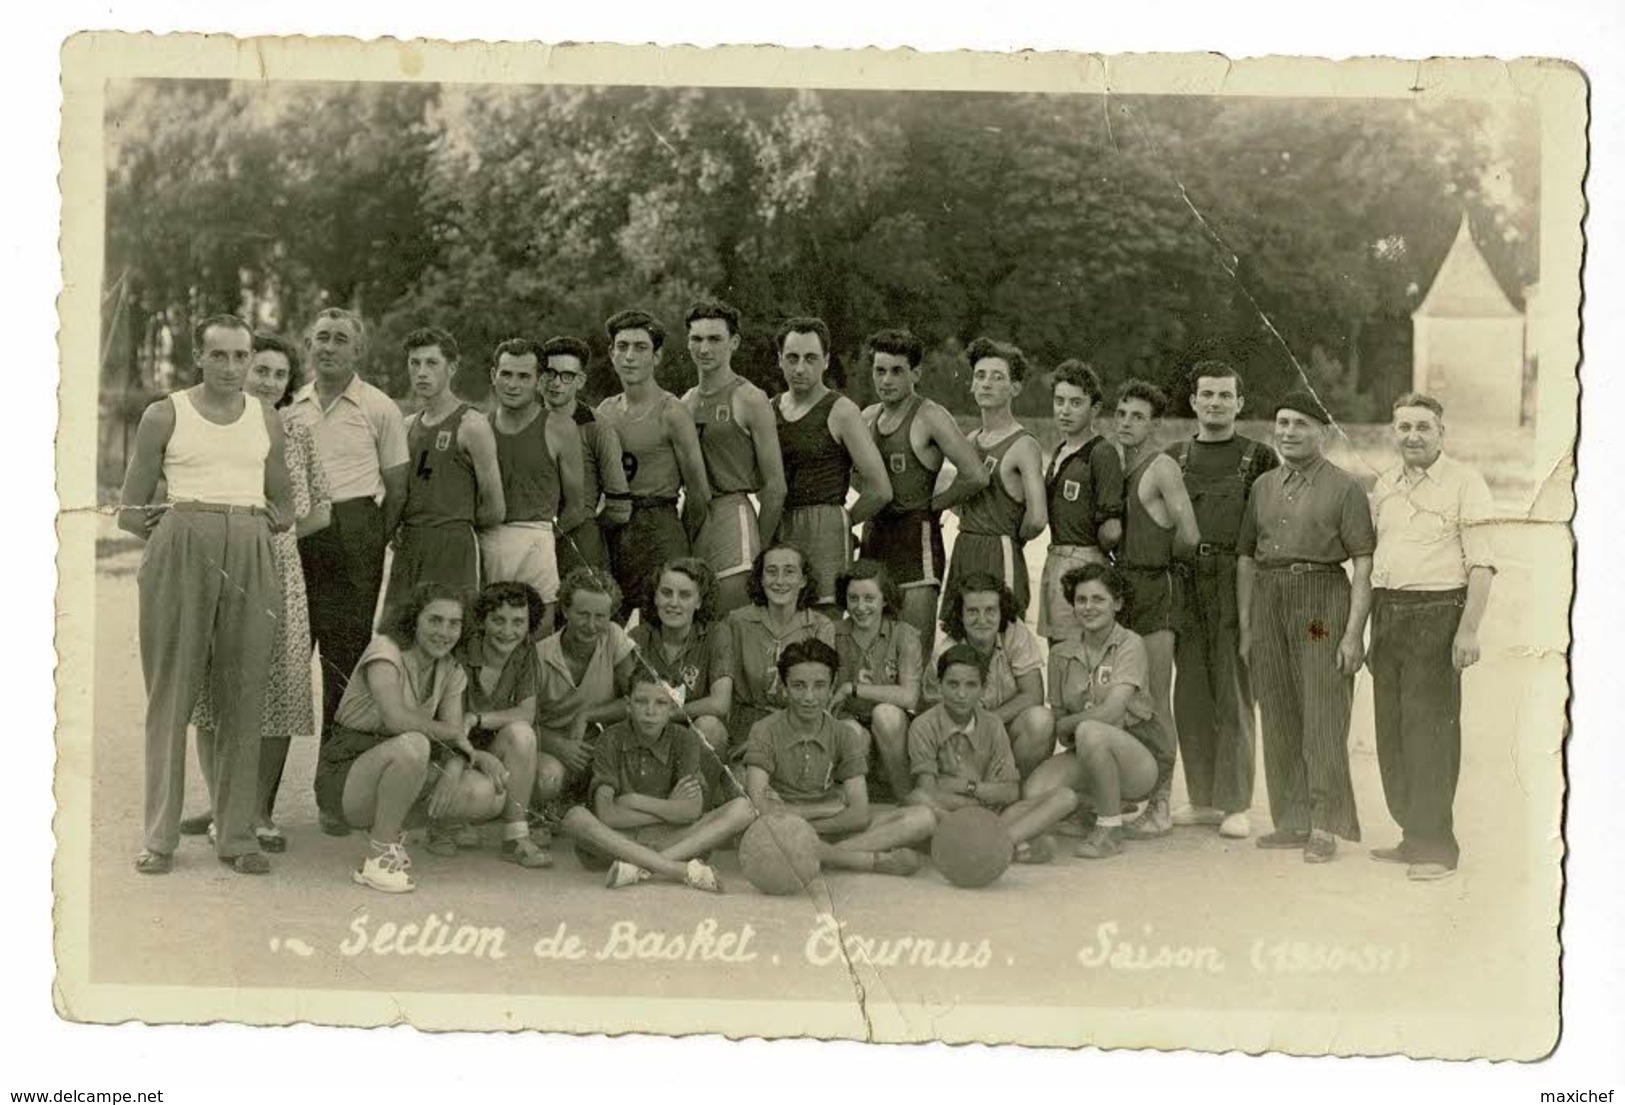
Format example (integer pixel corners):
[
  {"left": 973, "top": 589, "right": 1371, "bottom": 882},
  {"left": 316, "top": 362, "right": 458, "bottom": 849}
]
[
  {"left": 594, "top": 784, "right": 664, "bottom": 830},
  {"left": 379, "top": 464, "right": 408, "bottom": 538},
  {"left": 462, "top": 414, "right": 507, "bottom": 528},
  {"left": 851, "top": 628, "right": 922, "bottom": 713},
  {"left": 1011, "top": 436, "right": 1049, "bottom": 542},
  {"left": 619, "top": 780, "right": 703, "bottom": 825},
  {"left": 1155, "top": 455, "right": 1201, "bottom": 556},
  {"left": 363, "top": 661, "right": 467, "bottom": 748},
  {"left": 741, "top": 387, "right": 787, "bottom": 545},
  {"left": 1454, "top": 565, "right": 1494, "bottom": 670},
  {"left": 807, "top": 775, "right": 870, "bottom": 834},
  {"left": 908, "top": 772, "right": 981, "bottom": 813},
  {"left": 1338, "top": 555, "right": 1374, "bottom": 675},
  {"left": 261, "top": 405, "right": 295, "bottom": 533},
  {"left": 923, "top": 403, "right": 990, "bottom": 514},
  {"left": 547, "top": 417, "right": 588, "bottom": 535},
  {"left": 474, "top": 694, "right": 537, "bottom": 732},
  {"left": 116, "top": 400, "right": 174, "bottom": 539},
  {"left": 834, "top": 397, "right": 893, "bottom": 525},
  {"left": 597, "top": 424, "right": 632, "bottom": 529},
  {"left": 683, "top": 676, "right": 733, "bottom": 723},
  {"left": 1057, "top": 683, "right": 1134, "bottom": 735},
  {"left": 665, "top": 402, "right": 712, "bottom": 528},
  {"left": 996, "top": 669, "right": 1045, "bottom": 726}
]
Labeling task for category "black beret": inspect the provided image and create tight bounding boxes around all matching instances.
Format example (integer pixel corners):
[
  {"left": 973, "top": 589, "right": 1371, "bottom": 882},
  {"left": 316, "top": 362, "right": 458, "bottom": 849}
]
[{"left": 1273, "top": 389, "right": 1332, "bottom": 426}]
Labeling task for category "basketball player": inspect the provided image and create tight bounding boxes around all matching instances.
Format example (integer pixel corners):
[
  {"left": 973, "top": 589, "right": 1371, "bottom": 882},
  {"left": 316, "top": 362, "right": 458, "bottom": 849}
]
[
  {"left": 596, "top": 308, "right": 712, "bottom": 622},
  {"left": 681, "top": 300, "right": 786, "bottom": 616},
  {"left": 773, "top": 317, "right": 893, "bottom": 614},
  {"left": 541, "top": 335, "right": 631, "bottom": 577},
  {"left": 1112, "top": 378, "right": 1200, "bottom": 839},
  {"left": 859, "top": 327, "right": 989, "bottom": 651},
  {"left": 380, "top": 327, "right": 505, "bottom": 615},
  {"left": 942, "top": 337, "right": 1047, "bottom": 620},
  {"left": 484, "top": 337, "right": 584, "bottom": 634},
  {"left": 1039, "top": 359, "right": 1124, "bottom": 644}
]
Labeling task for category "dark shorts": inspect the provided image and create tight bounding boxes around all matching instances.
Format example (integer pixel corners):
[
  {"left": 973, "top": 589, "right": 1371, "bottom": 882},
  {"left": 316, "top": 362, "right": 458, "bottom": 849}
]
[
  {"left": 1120, "top": 565, "right": 1179, "bottom": 637},
  {"left": 573, "top": 823, "right": 688, "bottom": 871},
  {"left": 861, "top": 509, "right": 945, "bottom": 589},
  {"left": 944, "top": 532, "right": 1030, "bottom": 618},
  {"left": 313, "top": 724, "right": 391, "bottom": 821},
  {"left": 384, "top": 522, "right": 480, "bottom": 614},
  {"left": 556, "top": 518, "right": 607, "bottom": 578},
  {"left": 608, "top": 501, "right": 689, "bottom": 617}
]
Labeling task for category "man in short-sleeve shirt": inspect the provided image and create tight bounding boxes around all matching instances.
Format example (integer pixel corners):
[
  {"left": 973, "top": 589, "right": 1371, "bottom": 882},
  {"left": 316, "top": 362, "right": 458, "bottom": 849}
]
[
  {"left": 907, "top": 706, "right": 1019, "bottom": 792},
  {"left": 1237, "top": 391, "right": 1376, "bottom": 862}
]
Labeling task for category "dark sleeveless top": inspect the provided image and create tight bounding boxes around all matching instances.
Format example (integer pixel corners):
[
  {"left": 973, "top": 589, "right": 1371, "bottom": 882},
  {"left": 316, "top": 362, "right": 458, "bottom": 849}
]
[
  {"left": 694, "top": 377, "right": 760, "bottom": 495},
  {"left": 871, "top": 396, "right": 936, "bottom": 514},
  {"left": 493, "top": 409, "right": 559, "bottom": 523},
  {"left": 778, "top": 390, "right": 851, "bottom": 509},
  {"left": 956, "top": 428, "right": 1033, "bottom": 539},
  {"left": 404, "top": 404, "right": 476, "bottom": 527},
  {"left": 1120, "top": 450, "right": 1175, "bottom": 569},
  {"left": 1046, "top": 435, "right": 1108, "bottom": 547}
]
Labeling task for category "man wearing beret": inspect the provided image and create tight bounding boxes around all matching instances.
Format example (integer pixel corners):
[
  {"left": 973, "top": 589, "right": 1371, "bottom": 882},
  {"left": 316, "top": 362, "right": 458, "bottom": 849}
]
[{"left": 1236, "top": 390, "right": 1375, "bottom": 863}]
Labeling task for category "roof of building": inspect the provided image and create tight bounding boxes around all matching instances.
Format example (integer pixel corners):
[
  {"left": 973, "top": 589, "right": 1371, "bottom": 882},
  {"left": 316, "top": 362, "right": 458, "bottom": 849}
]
[{"left": 1413, "top": 212, "right": 1522, "bottom": 320}]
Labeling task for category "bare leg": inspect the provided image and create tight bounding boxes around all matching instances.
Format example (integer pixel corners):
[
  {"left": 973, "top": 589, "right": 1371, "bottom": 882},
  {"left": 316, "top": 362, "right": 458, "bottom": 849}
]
[
  {"left": 1143, "top": 628, "right": 1178, "bottom": 769},
  {"left": 1009, "top": 705, "right": 1058, "bottom": 780},
  {"left": 490, "top": 724, "right": 539, "bottom": 826},
  {"left": 342, "top": 732, "right": 433, "bottom": 841},
  {"left": 534, "top": 752, "right": 567, "bottom": 805},
  {"left": 690, "top": 716, "right": 736, "bottom": 801},
  {"left": 900, "top": 587, "right": 939, "bottom": 656},
  {"left": 868, "top": 705, "right": 913, "bottom": 800},
  {"left": 561, "top": 807, "right": 690, "bottom": 882},
  {"left": 656, "top": 797, "right": 758, "bottom": 862},
  {"left": 1000, "top": 788, "right": 1079, "bottom": 845},
  {"left": 820, "top": 806, "right": 937, "bottom": 870},
  {"left": 1022, "top": 751, "right": 1086, "bottom": 800}
]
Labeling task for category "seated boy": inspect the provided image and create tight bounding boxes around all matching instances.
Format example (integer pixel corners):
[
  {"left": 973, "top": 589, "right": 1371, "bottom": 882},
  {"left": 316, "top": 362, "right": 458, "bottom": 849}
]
[
  {"left": 743, "top": 638, "right": 935, "bottom": 876},
  {"left": 905, "top": 644, "right": 1078, "bottom": 863},
  {"left": 560, "top": 669, "right": 758, "bottom": 892}
]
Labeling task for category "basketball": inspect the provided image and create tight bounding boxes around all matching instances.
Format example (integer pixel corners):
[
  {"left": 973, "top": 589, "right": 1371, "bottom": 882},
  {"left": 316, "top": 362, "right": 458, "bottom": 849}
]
[
  {"left": 931, "top": 806, "right": 1013, "bottom": 889},
  {"left": 738, "top": 813, "right": 823, "bottom": 896}
]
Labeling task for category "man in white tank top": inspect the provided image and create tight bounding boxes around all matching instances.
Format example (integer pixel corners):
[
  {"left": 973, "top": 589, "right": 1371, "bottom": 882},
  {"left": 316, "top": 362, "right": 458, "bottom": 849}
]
[{"left": 117, "top": 314, "right": 295, "bottom": 877}]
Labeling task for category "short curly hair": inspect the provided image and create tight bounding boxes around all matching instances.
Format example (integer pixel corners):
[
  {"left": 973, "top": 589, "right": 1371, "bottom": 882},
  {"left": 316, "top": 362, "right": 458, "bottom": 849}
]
[
  {"left": 471, "top": 580, "right": 549, "bottom": 639},
  {"left": 776, "top": 638, "right": 841, "bottom": 684},
  {"left": 557, "top": 566, "right": 622, "bottom": 620},
  {"left": 940, "top": 571, "right": 1017, "bottom": 643},
  {"left": 640, "top": 556, "right": 719, "bottom": 630},
  {"left": 835, "top": 558, "right": 901, "bottom": 619},
  {"left": 1060, "top": 561, "right": 1133, "bottom": 626},
  {"left": 746, "top": 542, "right": 820, "bottom": 611},
  {"left": 379, "top": 581, "right": 469, "bottom": 651}
]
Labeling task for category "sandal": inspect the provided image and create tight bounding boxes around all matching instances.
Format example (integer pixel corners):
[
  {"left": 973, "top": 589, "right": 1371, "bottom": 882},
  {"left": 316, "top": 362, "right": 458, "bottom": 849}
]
[
  {"left": 501, "top": 837, "right": 554, "bottom": 869},
  {"left": 135, "top": 850, "right": 173, "bottom": 875},
  {"left": 220, "top": 852, "right": 271, "bottom": 875},
  {"left": 425, "top": 823, "right": 461, "bottom": 857},
  {"left": 256, "top": 825, "right": 287, "bottom": 853}
]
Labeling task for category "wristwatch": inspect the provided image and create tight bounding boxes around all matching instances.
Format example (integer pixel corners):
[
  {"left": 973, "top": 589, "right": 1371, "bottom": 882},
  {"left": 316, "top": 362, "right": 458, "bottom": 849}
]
[{"left": 966, "top": 780, "right": 979, "bottom": 799}]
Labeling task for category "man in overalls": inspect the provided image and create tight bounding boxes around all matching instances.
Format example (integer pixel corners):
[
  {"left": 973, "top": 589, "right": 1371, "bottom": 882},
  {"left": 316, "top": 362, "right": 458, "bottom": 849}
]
[{"left": 1166, "top": 362, "right": 1278, "bottom": 839}]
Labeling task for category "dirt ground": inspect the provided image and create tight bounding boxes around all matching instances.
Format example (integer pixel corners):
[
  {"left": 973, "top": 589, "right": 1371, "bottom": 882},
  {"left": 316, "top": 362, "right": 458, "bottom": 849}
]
[{"left": 74, "top": 510, "right": 1566, "bottom": 1051}]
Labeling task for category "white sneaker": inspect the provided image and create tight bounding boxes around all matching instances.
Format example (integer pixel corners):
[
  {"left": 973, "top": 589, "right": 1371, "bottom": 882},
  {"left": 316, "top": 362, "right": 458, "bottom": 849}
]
[
  {"left": 606, "top": 860, "right": 650, "bottom": 889},
  {"left": 1218, "top": 812, "right": 1252, "bottom": 839},
  {"left": 1172, "top": 805, "right": 1224, "bottom": 827},
  {"left": 683, "top": 859, "right": 723, "bottom": 893},
  {"left": 353, "top": 842, "right": 415, "bottom": 893}
]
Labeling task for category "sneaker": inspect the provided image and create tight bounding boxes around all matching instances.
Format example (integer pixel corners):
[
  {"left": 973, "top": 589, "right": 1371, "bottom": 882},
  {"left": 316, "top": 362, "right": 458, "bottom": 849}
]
[
  {"left": 1407, "top": 862, "right": 1456, "bottom": 882},
  {"left": 425, "top": 823, "right": 461, "bottom": 857},
  {"left": 319, "top": 809, "right": 352, "bottom": 837},
  {"left": 220, "top": 852, "right": 271, "bottom": 875},
  {"left": 1370, "top": 845, "right": 1411, "bottom": 865},
  {"left": 501, "top": 837, "right": 554, "bottom": 869},
  {"left": 1256, "top": 828, "right": 1310, "bottom": 850},
  {"left": 1076, "top": 825, "right": 1122, "bottom": 860},
  {"left": 1013, "top": 834, "right": 1057, "bottom": 865},
  {"left": 1121, "top": 793, "right": 1172, "bottom": 840},
  {"left": 1172, "top": 805, "right": 1224, "bottom": 827},
  {"left": 1054, "top": 810, "right": 1096, "bottom": 839},
  {"left": 606, "top": 860, "right": 651, "bottom": 889},
  {"left": 256, "top": 824, "right": 288, "bottom": 853},
  {"left": 1218, "top": 812, "right": 1252, "bottom": 839},
  {"left": 1302, "top": 830, "right": 1338, "bottom": 864},
  {"left": 353, "top": 842, "right": 415, "bottom": 893},
  {"left": 683, "top": 859, "right": 724, "bottom": 893},
  {"left": 873, "top": 848, "right": 922, "bottom": 877}
]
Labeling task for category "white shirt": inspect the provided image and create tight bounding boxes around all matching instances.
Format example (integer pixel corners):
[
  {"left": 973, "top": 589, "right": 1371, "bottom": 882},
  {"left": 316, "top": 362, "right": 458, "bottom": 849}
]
[{"left": 1370, "top": 453, "right": 1495, "bottom": 590}]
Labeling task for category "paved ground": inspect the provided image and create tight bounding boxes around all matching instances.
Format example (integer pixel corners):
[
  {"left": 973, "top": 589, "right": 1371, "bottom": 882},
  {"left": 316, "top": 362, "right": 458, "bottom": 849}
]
[{"left": 74, "top": 513, "right": 1567, "bottom": 1052}]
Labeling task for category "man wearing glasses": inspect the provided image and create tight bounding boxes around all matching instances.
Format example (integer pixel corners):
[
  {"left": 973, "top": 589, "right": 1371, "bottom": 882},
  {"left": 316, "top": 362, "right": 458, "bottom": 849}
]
[{"left": 541, "top": 335, "right": 631, "bottom": 578}]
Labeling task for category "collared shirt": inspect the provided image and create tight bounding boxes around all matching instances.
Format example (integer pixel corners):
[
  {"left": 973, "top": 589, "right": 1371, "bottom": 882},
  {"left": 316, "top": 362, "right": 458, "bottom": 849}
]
[
  {"left": 629, "top": 621, "right": 734, "bottom": 706},
  {"left": 922, "top": 620, "right": 1044, "bottom": 711},
  {"left": 833, "top": 618, "right": 923, "bottom": 708},
  {"left": 1049, "top": 623, "right": 1155, "bottom": 725},
  {"left": 335, "top": 634, "right": 466, "bottom": 734},
  {"left": 590, "top": 721, "right": 703, "bottom": 801},
  {"left": 1238, "top": 454, "right": 1376, "bottom": 565},
  {"left": 743, "top": 710, "right": 867, "bottom": 804},
  {"left": 459, "top": 631, "right": 542, "bottom": 716},
  {"left": 726, "top": 606, "right": 836, "bottom": 712},
  {"left": 534, "top": 623, "right": 635, "bottom": 737},
  {"left": 1370, "top": 453, "right": 1496, "bottom": 590},
  {"left": 906, "top": 705, "right": 1019, "bottom": 788},
  {"left": 286, "top": 374, "right": 410, "bottom": 503}
]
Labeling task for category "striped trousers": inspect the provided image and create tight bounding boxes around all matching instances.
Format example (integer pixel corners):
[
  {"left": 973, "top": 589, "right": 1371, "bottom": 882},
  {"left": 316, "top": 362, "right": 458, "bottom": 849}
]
[{"left": 1249, "top": 568, "right": 1361, "bottom": 841}]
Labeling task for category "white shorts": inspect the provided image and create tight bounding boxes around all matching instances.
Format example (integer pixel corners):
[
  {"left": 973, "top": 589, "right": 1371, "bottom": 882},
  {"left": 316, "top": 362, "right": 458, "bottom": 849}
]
[
  {"left": 480, "top": 521, "right": 560, "bottom": 603},
  {"left": 1037, "top": 543, "right": 1108, "bottom": 641}
]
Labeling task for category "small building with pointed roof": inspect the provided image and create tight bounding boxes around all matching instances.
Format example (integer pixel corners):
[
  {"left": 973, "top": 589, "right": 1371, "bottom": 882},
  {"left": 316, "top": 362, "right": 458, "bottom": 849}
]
[{"left": 1411, "top": 212, "right": 1526, "bottom": 428}]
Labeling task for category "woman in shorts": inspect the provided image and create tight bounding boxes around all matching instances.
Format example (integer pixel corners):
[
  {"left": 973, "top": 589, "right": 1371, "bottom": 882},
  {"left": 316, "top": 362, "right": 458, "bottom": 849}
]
[
  {"left": 1023, "top": 562, "right": 1176, "bottom": 860},
  {"left": 831, "top": 558, "right": 922, "bottom": 802},
  {"left": 314, "top": 583, "right": 511, "bottom": 893},
  {"left": 723, "top": 541, "right": 836, "bottom": 754},
  {"left": 629, "top": 558, "right": 735, "bottom": 779}
]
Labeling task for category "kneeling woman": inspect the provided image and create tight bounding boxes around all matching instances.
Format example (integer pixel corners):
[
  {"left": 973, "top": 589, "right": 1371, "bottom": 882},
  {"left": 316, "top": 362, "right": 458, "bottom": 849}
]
[
  {"left": 1023, "top": 563, "right": 1176, "bottom": 859},
  {"left": 314, "top": 583, "right": 512, "bottom": 892},
  {"left": 723, "top": 542, "right": 835, "bottom": 756},
  {"left": 831, "top": 559, "right": 922, "bottom": 801}
]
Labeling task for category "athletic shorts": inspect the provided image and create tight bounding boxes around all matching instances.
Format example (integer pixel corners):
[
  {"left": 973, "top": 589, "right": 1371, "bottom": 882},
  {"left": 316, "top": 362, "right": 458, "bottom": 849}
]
[
  {"left": 608, "top": 501, "right": 689, "bottom": 618},
  {"left": 556, "top": 518, "right": 606, "bottom": 578},
  {"left": 943, "top": 532, "right": 1030, "bottom": 620},
  {"left": 1037, "top": 543, "right": 1108, "bottom": 640},
  {"left": 861, "top": 509, "right": 944, "bottom": 590},
  {"left": 313, "top": 724, "right": 452, "bottom": 823},
  {"left": 692, "top": 492, "right": 760, "bottom": 580},
  {"left": 480, "top": 521, "right": 559, "bottom": 603},
  {"left": 778, "top": 504, "right": 852, "bottom": 605},
  {"left": 573, "top": 822, "right": 689, "bottom": 872},
  {"left": 383, "top": 522, "right": 479, "bottom": 615},
  {"left": 1120, "top": 565, "right": 1180, "bottom": 637}
]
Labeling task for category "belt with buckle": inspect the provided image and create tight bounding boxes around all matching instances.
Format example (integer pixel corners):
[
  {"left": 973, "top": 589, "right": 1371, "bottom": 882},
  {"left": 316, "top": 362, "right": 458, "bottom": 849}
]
[
  {"left": 1259, "top": 560, "right": 1341, "bottom": 574},
  {"left": 1196, "top": 542, "right": 1235, "bottom": 557},
  {"left": 168, "top": 501, "right": 266, "bottom": 517}
]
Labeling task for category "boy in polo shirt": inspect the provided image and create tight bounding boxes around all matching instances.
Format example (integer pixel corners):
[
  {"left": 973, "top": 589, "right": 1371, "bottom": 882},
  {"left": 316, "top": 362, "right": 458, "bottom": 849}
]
[
  {"left": 743, "top": 639, "right": 935, "bottom": 876},
  {"left": 560, "top": 671, "right": 758, "bottom": 892},
  {"left": 905, "top": 645, "right": 1078, "bottom": 863}
]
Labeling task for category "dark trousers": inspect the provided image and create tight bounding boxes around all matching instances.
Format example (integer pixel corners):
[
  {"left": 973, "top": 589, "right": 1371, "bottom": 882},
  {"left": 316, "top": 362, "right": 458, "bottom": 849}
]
[
  {"left": 1370, "top": 589, "right": 1465, "bottom": 867},
  {"left": 1250, "top": 568, "right": 1360, "bottom": 841},
  {"left": 1174, "top": 555, "right": 1256, "bottom": 813},
  {"left": 298, "top": 498, "right": 386, "bottom": 745}
]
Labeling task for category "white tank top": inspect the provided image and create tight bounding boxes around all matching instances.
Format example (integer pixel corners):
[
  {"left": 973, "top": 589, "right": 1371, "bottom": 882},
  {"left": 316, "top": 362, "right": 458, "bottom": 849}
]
[{"left": 164, "top": 391, "right": 269, "bottom": 508}]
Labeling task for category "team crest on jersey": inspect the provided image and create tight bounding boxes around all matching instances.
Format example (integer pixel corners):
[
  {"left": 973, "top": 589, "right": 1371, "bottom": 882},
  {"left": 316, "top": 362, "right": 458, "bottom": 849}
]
[
  {"left": 889, "top": 452, "right": 907, "bottom": 474},
  {"left": 714, "top": 405, "right": 731, "bottom": 423},
  {"left": 1063, "top": 479, "right": 1082, "bottom": 502},
  {"left": 681, "top": 664, "right": 701, "bottom": 691},
  {"left": 435, "top": 429, "right": 452, "bottom": 451},
  {"left": 983, "top": 456, "right": 999, "bottom": 475}
]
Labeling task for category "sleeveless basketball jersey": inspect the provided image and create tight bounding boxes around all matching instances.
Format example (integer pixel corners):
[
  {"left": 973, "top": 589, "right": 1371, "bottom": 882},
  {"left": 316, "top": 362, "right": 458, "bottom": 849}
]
[
  {"left": 871, "top": 396, "right": 936, "bottom": 513},
  {"left": 956, "top": 428, "right": 1033, "bottom": 539},
  {"left": 693, "top": 377, "right": 761, "bottom": 495},
  {"left": 493, "top": 409, "right": 559, "bottom": 523},
  {"left": 404, "top": 404, "right": 476, "bottom": 527},
  {"left": 1046, "top": 435, "right": 1107, "bottom": 546},
  {"left": 602, "top": 392, "right": 682, "bottom": 499},
  {"left": 1121, "top": 450, "right": 1174, "bottom": 569},
  {"left": 778, "top": 390, "right": 851, "bottom": 509},
  {"left": 571, "top": 403, "right": 603, "bottom": 510},
  {"left": 164, "top": 391, "right": 269, "bottom": 508}
]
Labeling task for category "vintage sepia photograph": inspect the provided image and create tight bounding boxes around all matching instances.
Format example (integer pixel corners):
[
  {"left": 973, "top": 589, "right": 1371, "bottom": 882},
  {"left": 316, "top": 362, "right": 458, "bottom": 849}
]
[{"left": 54, "top": 35, "right": 1584, "bottom": 1058}]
